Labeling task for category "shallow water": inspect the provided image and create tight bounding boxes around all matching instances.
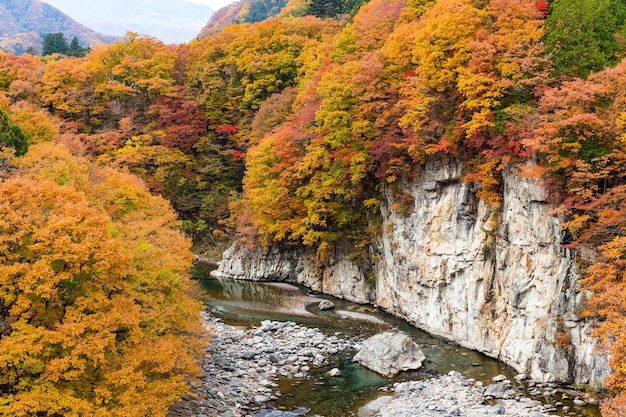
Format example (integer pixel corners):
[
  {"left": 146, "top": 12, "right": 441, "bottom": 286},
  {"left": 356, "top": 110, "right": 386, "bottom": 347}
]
[{"left": 196, "top": 266, "right": 601, "bottom": 417}]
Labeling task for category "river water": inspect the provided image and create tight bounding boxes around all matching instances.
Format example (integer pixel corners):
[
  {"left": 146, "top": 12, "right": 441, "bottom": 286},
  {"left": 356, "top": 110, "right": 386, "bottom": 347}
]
[{"left": 194, "top": 263, "right": 601, "bottom": 417}]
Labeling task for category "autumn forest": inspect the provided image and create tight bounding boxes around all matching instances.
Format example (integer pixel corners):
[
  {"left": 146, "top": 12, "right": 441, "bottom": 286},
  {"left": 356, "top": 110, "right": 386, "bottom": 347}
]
[{"left": 1, "top": 0, "right": 626, "bottom": 414}]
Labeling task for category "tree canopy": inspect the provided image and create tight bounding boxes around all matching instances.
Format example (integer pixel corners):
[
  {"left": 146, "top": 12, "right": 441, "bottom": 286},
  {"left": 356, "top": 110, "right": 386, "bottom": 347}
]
[
  {"left": 1, "top": 0, "right": 626, "bottom": 412},
  {"left": 0, "top": 143, "right": 204, "bottom": 416}
]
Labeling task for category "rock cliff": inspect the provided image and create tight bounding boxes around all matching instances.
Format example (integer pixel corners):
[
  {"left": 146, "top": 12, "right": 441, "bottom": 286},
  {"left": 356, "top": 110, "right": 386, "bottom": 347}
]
[{"left": 214, "top": 160, "right": 611, "bottom": 385}]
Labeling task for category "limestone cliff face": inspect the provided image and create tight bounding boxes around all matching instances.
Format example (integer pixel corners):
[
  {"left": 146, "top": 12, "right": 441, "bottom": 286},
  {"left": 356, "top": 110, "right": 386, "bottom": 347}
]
[
  {"left": 214, "top": 244, "right": 375, "bottom": 304},
  {"left": 214, "top": 161, "right": 610, "bottom": 385}
]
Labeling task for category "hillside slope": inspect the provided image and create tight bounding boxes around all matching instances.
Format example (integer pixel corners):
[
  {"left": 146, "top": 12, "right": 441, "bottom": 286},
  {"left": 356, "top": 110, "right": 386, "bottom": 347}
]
[
  {"left": 0, "top": 0, "right": 116, "bottom": 54},
  {"left": 197, "top": 0, "right": 289, "bottom": 38}
]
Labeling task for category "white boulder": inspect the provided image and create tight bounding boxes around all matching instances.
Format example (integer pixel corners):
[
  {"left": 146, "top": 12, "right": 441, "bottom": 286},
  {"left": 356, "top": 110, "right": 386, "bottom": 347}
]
[{"left": 353, "top": 331, "right": 425, "bottom": 377}]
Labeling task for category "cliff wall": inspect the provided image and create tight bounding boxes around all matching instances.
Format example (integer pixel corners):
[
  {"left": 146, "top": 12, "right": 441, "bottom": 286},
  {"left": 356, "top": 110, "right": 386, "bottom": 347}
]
[{"left": 214, "top": 161, "right": 610, "bottom": 385}]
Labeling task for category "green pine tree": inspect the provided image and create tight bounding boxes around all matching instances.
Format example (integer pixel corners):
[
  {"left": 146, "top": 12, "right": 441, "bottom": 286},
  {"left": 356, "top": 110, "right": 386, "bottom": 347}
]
[
  {"left": 0, "top": 109, "right": 29, "bottom": 156},
  {"left": 66, "top": 36, "right": 89, "bottom": 57},
  {"left": 42, "top": 32, "right": 68, "bottom": 56},
  {"left": 544, "top": 0, "right": 626, "bottom": 78}
]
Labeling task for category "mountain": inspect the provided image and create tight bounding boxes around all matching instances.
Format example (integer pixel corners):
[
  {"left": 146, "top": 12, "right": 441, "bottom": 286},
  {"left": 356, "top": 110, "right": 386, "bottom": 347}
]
[
  {"left": 0, "top": 0, "right": 117, "bottom": 54},
  {"left": 198, "top": 0, "right": 288, "bottom": 38},
  {"left": 42, "top": 0, "right": 214, "bottom": 44}
]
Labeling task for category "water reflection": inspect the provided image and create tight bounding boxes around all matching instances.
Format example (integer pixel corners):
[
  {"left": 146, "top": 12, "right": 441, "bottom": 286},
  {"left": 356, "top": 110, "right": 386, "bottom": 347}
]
[{"left": 220, "top": 279, "right": 292, "bottom": 304}]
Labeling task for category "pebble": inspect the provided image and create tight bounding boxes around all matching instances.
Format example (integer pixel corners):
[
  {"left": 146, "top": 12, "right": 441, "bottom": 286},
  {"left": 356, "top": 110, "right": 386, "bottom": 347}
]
[
  {"left": 359, "top": 371, "right": 564, "bottom": 417},
  {"left": 168, "top": 312, "right": 359, "bottom": 417}
]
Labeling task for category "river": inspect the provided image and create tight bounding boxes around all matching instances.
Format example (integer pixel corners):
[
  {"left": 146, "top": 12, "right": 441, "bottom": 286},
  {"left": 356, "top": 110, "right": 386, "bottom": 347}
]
[{"left": 193, "top": 263, "right": 601, "bottom": 417}]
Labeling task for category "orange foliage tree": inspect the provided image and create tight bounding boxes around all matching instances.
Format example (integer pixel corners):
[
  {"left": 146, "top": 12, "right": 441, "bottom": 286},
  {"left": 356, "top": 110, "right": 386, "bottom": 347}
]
[
  {"left": 186, "top": 16, "right": 342, "bottom": 144},
  {"left": 0, "top": 143, "right": 204, "bottom": 416},
  {"left": 532, "top": 60, "right": 626, "bottom": 414}
]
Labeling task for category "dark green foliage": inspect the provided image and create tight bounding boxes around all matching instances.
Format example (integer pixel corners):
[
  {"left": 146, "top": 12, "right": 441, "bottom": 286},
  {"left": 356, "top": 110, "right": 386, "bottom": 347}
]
[
  {"left": 307, "top": 0, "right": 343, "bottom": 17},
  {"left": 243, "top": 0, "right": 289, "bottom": 23},
  {"left": 42, "top": 32, "right": 68, "bottom": 56},
  {"left": 0, "top": 109, "right": 29, "bottom": 156},
  {"left": 306, "top": 0, "right": 368, "bottom": 19},
  {"left": 66, "top": 36, "right": 89, "bottom": 57},
  {"left": 544, "top": 0, "right": 626, "bottom": 78}
]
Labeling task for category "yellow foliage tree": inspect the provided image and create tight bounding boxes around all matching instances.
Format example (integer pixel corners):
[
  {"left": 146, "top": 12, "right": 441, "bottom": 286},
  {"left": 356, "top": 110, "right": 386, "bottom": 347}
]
[{"left": 1, "top": 143, "right": 204, "bottom": 416}]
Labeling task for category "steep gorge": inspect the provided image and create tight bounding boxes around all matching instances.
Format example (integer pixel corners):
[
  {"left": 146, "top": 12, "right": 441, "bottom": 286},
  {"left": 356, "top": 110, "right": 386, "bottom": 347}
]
[{"left": 214, "top": 160, "right": 611, "bottom": 386}]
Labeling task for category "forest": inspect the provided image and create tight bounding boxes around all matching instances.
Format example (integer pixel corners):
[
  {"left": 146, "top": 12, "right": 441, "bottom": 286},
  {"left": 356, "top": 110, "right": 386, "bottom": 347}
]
[{"left": 0, "top": 0, "right": 625, "bottom": 414}]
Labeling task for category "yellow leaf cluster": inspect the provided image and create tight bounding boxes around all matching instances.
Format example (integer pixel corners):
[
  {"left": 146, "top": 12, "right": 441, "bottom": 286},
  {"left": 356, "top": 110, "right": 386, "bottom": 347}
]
[{"left": 0, "top": 143, "right": 204, "bottom": 416}]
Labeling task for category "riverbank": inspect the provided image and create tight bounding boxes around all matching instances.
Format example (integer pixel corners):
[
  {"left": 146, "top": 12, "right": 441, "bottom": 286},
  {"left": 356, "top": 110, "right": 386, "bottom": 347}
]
[
  {"left": 359, "top": 372, "right": 566, "bottom": 417},
  {"left": 168, "top": 312, "right": 360, "bottom": 417},
  {"left": 169, "top": 309, "right": 597, "bottom": 417}
]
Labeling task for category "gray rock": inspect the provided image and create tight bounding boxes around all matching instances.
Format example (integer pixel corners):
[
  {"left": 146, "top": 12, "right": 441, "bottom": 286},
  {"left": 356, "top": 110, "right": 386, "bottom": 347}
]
[
  {"left": 484, "top": 384, "right": 509, "bottom": 398},
  {"left": 254, "top": 395, "right": 270, "bottom": 403},
  {"left": 449, "top": 406, "right": 461, "bottom": 416},
  {"left": 353, "top": 331, "right": 425, "bottom": 377},
  {"left": 489, "top": 404, "right": 505, "bottom": 414},
  {"left": 328, "top": 368, "right": 342, "bottom": 377},
  {"left": 268, "top": 353, "right": 280, "bottom": 363},
  {"left": 357, "top": 395, "right": 394, "bottom": 417},
  {"left": 242, "top": 351, "right": 256, "bottom": 360},
  {"left": 318, "top": 300, "right": 335, "bottom": 310}
]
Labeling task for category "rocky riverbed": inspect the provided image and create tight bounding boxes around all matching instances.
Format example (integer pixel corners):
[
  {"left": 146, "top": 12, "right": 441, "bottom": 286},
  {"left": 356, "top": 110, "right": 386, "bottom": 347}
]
[
  {"left": 168, "top": 312, "right": 360, "bottom": 417},
  {"left": 357, "top": 371, "right": 591, "bottom": 417},
  {"left": 169, "top": 310, "right": 597, "bottom": 417}
]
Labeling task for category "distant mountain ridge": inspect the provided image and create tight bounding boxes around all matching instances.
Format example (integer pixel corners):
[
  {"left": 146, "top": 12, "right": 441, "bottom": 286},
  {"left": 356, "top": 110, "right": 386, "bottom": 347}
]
[
  {"left": 198, "top": 0, "right": 288, "bottom": 38},
  {"left": 0, "top": 0, "right": 117, "bottom": 54},
  {"left": 43, "top": 0, "right": 214, "bottom": 44}
]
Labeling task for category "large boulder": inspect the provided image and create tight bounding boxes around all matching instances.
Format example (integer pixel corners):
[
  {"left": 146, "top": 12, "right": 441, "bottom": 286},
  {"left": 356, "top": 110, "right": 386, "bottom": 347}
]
[{"left": 353, "top": 331, "right": 425, "bottom": 377}]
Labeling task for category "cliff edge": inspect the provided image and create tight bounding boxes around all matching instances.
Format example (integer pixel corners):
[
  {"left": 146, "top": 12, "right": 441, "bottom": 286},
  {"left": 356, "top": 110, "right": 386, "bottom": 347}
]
[{"left": 214, "top": 161, "right": 611, "bottom": 385}]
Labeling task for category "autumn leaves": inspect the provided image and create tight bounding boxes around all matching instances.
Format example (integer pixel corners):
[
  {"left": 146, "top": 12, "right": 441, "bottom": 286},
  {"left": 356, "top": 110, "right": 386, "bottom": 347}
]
[
  {"left": 1, "top": 0, "right": 626, "bottom": 413},
  {"left": 0, "top": 147, "right": 204, "bottom": 416},
  {"left": 236, "top": 0, "right": 626, "bottom": 412}
]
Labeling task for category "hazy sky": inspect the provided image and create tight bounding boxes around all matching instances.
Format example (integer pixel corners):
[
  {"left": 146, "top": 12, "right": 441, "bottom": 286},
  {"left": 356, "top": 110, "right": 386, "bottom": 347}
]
[{"left": 42, "top": 0, "right": 238, "bottom": 43}]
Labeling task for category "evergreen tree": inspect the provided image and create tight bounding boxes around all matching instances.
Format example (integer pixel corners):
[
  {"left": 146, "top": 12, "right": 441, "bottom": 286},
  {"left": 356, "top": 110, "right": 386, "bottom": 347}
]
[
  {"left": 307, "top": 0, "right": 343, "bottom": 17},
  {"left": 66, "top": 36, "right": 89, "bottom": 57},
  {"left": 42, "top": 32, "right": 68, "bottom": 56},
  {"left": 0, "top": 109, "right": 28, "bottom": 156},
  {"left": 544, "top": 0, "right": 626, "bottom": 78}
]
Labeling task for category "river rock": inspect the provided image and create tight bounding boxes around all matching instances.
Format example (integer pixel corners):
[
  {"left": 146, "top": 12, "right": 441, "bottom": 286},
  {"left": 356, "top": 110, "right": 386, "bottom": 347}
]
[
  {"left": 353, "top": 331, "right": 425, "bottom": 377},
  {"left": 168, "top": 313, "right": 360, "bottom": 417},
  {"left": 358, "top": 395, "right": 394, "bottom": 417},
  {"left": 318, "top": 300, "right": 335, "bottom": 310},
  {"left": 359, "top": 371, "right": 558, "bottom": 417},
  {"left": 484, "top": 383, "right": 510, "bottom": 398},
  {"left": 252, "top": 407, "right": 310, "bottom": 417}
]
